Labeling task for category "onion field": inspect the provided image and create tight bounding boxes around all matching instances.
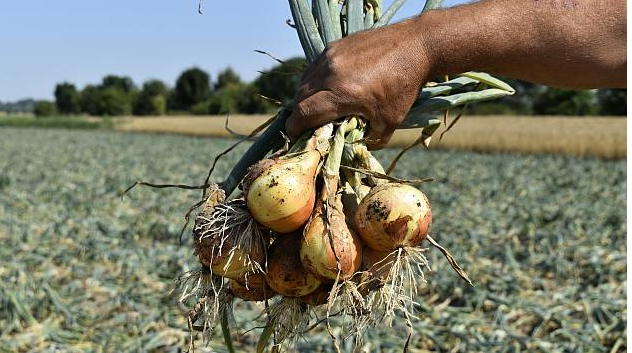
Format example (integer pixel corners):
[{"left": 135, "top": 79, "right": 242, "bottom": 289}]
[{"left": 0, "top": 128, "right": 625, "bottom": 352}]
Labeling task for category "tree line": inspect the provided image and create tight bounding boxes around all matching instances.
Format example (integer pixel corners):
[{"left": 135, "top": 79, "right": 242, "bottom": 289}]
[
  {"left": 33, "top": 57, "right": 307, "bottom": 117},
  {"left": 22, "top": 56, "right": 627, "bottom": 117}
]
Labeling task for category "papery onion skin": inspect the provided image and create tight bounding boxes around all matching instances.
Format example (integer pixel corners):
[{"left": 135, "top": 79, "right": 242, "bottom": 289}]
[
  {"left": 354, "top": 183, "right": 432, "bottom": 251},
  {"left": 266, "top": 233, "right": 322, "bottom": 297},
  {"left": 195, "top": 232, "right": 266, "bottom": 280},
  {"left": 230, "top": 274, "right": 276, "bottom": 302},
  {"left": 245, "top": 150, "right": 320, "bottom": 233},
  {"left": 301, "top": 197, "right": 363, "bottom": 281}
]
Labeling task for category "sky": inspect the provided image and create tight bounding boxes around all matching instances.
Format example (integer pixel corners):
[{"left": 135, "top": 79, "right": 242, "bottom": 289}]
[{"left": 0, "top": 0, "right": 466, "bottom": 101}]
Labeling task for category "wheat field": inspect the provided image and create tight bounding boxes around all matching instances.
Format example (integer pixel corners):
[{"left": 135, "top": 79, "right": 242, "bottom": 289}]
[{"left": 115, "top": 115, "right": 626, "bottom": 159}]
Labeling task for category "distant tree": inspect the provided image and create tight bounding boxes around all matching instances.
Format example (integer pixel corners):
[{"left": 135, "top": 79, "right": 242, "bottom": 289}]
[
  {"left": 80, "top": 85, "right": 102, "bottom": 116},
  {"left": 215, "top": 68, "right": 242, "bottom": 91},
  {"left": 101, "top": 75, "right": 136, "bottom": 94},
  {"left": 254, "top": 57, "right": 307, "bottom": 106},
  {"left": 54, "top": 82, "right": 81, "bottom": 115},
  {"left": 597, "top": 89, "right": 626, "bottom": 116},
  {"left": 134, "top": 80, "right": 169, "bottom": 115},
  {"left": 208, "top": 82, "right": 272, "bottom": 115},
  {"left": 532, "top": 88, "right": 598, "bottom": 116},
  {"left": 172, "top": 67, "right": 211, "bottom": 110},
  {"left": 34, "top": 100, "right": 57, "bottom": 117},
  {"left": 96, "top": 87, "right": 132, "bottom": 116}
]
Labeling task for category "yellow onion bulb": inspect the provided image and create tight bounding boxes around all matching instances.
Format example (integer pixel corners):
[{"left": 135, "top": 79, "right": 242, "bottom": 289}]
[
  {"left": 197, "top": 232, "right": 266, "bottom": 280},
  {"left": 229, "top": 274, "right": 276, "bottom": 302},
  {"left": 266, "top": 233, "right": 322, "bottom": 297},
  {"left": 300, "top": 198, "right": 363, "bottom": 281},
  {"left": 354, "top": 184, "right": 432, "bottom": 251},
  {"left": 193, "top": 199, "right": 267, "bottom": 280},
  {"left": 244, "top": 150, "right": 321, "bottom": 233}
]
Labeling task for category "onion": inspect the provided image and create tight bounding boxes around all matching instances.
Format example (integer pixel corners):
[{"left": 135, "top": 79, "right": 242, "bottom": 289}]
[
  {"left": 300, "top": 283, "right": 333, "bottom": 306},
  {"left": 209, "top": 233, "right": 266, "bottom": 279},
  {"left": 362, "top": 247, "right": 394, "bottom": 282},
  {"left": 244, "top": 150, "right": 321, "bottom": 233},
  {"left": 266, "top": 233, "right": 322, "bottom": 297},
  {"left": 193, "top": 199, "right": 268, "bottom": 281},
  {"left": 229, "top": 274, "right": 276, "bottom": 302},
  {"left": 301, "top": 194, "right": 363, "bottom": 281},
  {"left": 354, "top": 183, "right": 432, "bottom": 251}
]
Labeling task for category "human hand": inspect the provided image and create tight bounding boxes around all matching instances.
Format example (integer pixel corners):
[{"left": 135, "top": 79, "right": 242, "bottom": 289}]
[{"left": 285, "top": 18, "right": 432, "bottom": 149}]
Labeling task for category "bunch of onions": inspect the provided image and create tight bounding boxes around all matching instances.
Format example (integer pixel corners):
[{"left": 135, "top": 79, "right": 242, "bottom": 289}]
[
  {"left": 161, "top": 0, "right": 504, "bottom": 348},
  {"left": 177, "top": 117, "right": 472, "bottom": 349}
]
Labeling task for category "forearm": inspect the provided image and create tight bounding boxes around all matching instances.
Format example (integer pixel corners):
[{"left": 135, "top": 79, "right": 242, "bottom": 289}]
[{"left": 415, "top": 0, "right": 626, "bottom": 89}]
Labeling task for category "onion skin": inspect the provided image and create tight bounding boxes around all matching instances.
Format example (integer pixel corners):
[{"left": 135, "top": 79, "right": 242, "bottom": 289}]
[
  {"left": 301, "top": 196, "right": 363, "bottom": 281},
  {"left": 266, "top": 233, "right": 322, "bottom": 297},
  {"left": 300, "top": 283, "right": 333, "bottom": 306},
  {"left": 362, "top": 247, "right": 394, "bottom": 281},
  {"left": 340, "top": 184, "right": 371, "bottom": 224},
  {"left": 211, "top": 237, "right": 266, "bottom": 280},
  {"left": 192, "top": 188, "right": 227, "bottom": 267},
  {"left": 354, "top": 184, "right": 432, "bottom": 251},
  {"left": 230, "top": 274, "right": 276, "bottom": 302},
  {"left": 245, "top": 150, "right": 320, "bottom": 233},
  {"left": 195, "top": 232, "right": 266, "bottom": 280}
]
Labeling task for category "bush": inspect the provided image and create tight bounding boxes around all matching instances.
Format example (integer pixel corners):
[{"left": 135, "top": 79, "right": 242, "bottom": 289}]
[
  {"left": 34, "top": 101, "right": 57, "bottom": 117},
  {"left": 190, "top": 100, "right": 211, "bottom": 115},
  {"left": 172, "top": 67, "right": 211, "bottom": 110},
  {"left": 54, "top": 82, "right": 81, "bottom": 114},
  {"left": 208, "top": 82, "right": 272, "bottom": 115},
  {"left": 96, "top": 88, "right": 132, "bottom": 116},
  {"left": 134, "top": 80, "right": 168, "bottom": 116}
]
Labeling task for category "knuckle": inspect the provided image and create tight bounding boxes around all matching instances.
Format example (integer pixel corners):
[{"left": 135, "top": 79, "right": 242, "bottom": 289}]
[
  {"left": 327, "top": 57, "right": 342, "bottom": 74},
  {"left": 295, "top": 100, "right": 312, "bottom": 117},
  {"left": 323, "top": 53, "right": 342, "bottom": 75}
]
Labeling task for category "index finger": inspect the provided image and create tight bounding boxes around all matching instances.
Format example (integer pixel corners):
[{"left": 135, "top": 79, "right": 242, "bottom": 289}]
[{"left": 285, "top": 90, "right": 352, "bottom": 141}]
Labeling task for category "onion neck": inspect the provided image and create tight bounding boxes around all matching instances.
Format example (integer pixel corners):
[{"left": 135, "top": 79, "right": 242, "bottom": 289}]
[
  {"left": 288, "top": 123, "right": 334, "bottom": 155},
  {"left": 322, "top": 118, "right": 358, "bottom": 199}
]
